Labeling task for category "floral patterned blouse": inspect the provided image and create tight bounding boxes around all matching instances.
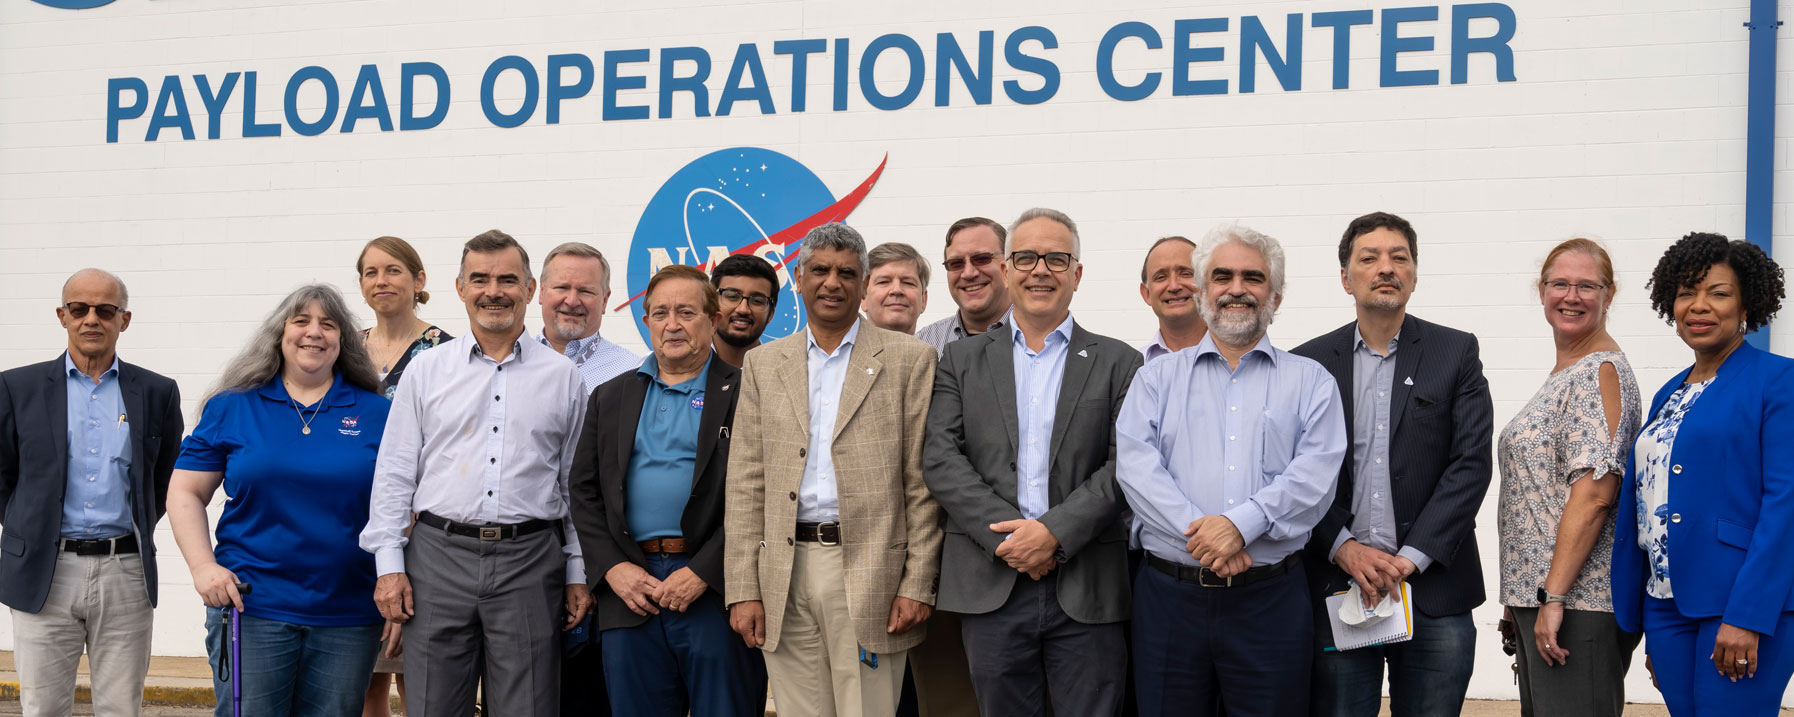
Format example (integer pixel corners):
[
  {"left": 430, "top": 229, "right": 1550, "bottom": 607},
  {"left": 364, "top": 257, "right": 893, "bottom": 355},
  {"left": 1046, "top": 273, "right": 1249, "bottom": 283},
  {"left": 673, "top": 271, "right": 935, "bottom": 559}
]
[
  {"left": 362, "top": 325, "right": 451, "bottom": 400},
  {"left": 1497, "top": 351, "right": 1641, "bottom": 611},
  {"left": 1632, "top": 377, "right": 1714, "bottom": 599}
]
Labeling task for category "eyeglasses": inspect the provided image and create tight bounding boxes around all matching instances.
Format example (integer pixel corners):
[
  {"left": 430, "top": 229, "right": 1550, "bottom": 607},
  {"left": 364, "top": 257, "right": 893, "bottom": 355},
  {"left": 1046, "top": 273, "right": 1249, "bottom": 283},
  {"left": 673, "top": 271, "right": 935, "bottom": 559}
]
[
  {"left": 1543, "top": 280, "right": 1607, "bottom": 297},
  {"left": 1008, "top": 251, "right": 1076, "bottom": 273},
  {"left": 941, "top": 252, "right": 999, "bottom": 273},
  {"left": 718, "top": 288, "right": 771, "bottom": 308},
  {"left": 63, "top": 302, "right": 122, "bottom": 320}
]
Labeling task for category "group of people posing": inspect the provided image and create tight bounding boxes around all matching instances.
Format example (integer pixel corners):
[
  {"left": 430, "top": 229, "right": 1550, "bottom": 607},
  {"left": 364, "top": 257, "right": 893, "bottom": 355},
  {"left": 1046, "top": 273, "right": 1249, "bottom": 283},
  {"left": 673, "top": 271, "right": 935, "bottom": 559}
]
[{"left": 0, "top": 208, "right": 1789, "bottom": 717}]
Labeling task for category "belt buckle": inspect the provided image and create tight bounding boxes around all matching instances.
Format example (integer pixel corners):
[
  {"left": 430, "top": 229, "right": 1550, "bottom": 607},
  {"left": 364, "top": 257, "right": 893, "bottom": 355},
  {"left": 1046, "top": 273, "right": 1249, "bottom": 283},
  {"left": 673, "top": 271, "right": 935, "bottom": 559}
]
[
  {"left": 1197, "top": 567, "right": 1232, "bottom": 588},
  {"left": 479, "top": 526, "right": 503, "bottom": 541},
  {"left": 817, "top": 522, "right": 839, "bottom": 546}
]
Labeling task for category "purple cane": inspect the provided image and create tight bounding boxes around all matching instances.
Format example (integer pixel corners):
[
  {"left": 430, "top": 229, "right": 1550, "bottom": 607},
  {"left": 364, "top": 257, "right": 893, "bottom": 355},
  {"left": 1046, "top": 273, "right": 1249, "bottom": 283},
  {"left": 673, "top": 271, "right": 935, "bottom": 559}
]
[{"left": 228, "top": 583, "right": 252, "bottom": 717}]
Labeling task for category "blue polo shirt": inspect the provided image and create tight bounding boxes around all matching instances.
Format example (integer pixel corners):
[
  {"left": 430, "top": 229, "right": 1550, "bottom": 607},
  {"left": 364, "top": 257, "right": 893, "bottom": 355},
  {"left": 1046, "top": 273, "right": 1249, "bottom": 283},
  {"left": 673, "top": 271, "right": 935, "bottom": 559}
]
[
  {"left": 624, "top": 355, "right": 708, "bottom": 540},
  {"left": 175, "top": 375, "right": 389, "bottom": 627}
]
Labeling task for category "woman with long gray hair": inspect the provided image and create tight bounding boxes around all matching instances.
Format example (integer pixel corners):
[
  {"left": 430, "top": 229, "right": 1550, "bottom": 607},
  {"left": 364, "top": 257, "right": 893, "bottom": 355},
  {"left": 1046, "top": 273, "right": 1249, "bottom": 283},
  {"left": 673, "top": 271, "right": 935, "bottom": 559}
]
[{"left": 165, "top": 283, "right": 395, "bottom": 717}]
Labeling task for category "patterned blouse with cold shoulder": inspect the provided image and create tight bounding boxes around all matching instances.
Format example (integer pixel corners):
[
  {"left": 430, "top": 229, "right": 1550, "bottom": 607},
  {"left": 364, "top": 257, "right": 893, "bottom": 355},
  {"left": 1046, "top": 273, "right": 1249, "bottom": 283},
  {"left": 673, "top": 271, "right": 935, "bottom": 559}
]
[{"left": 362, "top": 325, "right": 451, "bottom": 400}]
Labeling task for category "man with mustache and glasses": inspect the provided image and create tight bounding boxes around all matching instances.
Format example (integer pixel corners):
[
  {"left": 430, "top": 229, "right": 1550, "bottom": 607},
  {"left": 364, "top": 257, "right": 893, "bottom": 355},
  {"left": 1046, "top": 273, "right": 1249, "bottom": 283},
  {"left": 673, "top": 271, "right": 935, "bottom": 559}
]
[
  {"left": 1116, "top": 225, "right": 1346, "bottom": 717},
  {"left": 0, "top": 269, "right": 183, "bottom": 717},
  {"left": 863, "top": 243, "right": 931, "bottom": 336},
  {"left": 917, "top": 217, "right": 1010, "bottom": 356},
  {"left": 725, "top": 223, "right": 942, "bottom": 717},
  {"left": 538, "top": 242, "right": 642, "bottom": 394},
  {"left": 1291, "top": 212, "right": 1493, "bottom": 717},
  {"left": 924, "top": 208, "right": 1140, "bottom": 716},
  {"left": 1139, "top": 235, "right": 1206, "bottom": 363},
  {"left": 362, "top": 230, "right": 595, "bottom": 715},
  {"left": 709, "top": 254, "right": 781, "bottom": 368}
]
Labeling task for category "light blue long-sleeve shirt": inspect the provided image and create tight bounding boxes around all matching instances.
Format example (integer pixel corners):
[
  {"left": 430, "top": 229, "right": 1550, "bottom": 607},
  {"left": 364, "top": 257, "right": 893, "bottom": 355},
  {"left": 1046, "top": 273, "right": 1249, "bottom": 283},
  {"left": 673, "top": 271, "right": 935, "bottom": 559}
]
[
  {"left": 63, "top": 354, "right": 133, "bottom": 539},
  {"left": 1012, "top": 313, "right": 1074, "bottom": 521},
  {"left": 1116, "top": 333, "right": 1346, "bottom": 567}
]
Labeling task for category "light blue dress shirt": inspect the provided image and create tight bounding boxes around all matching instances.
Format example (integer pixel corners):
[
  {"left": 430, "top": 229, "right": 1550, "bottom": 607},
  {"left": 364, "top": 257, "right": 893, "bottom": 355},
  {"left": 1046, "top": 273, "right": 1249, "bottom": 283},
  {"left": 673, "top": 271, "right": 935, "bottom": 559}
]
[
  {"left": 62, "top": 354, "right": 133, "bottom": 539},
  {"left": 1013, "top": 314, "right": 1074, "bottom": 521},
  {"left": 542, "top": 330, "right": 642, "bottom": 395},
  {"left": 799, "top": 319, "right": 861, "bottom": 522},
  {"left": 625, "top": 354, "right": 709, "bottom": 540},
  {"left": 1116, "top": 333, "right": 1346, "bottom": 567},
  {"left": 1328, "top": 328, "right": 1435, "bottom": 572}
]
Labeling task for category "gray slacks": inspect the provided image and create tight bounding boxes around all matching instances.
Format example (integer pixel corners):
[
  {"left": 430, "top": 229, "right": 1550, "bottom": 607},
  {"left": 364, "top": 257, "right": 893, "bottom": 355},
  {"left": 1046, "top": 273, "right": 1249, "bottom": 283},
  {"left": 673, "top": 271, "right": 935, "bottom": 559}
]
[
  {"left": 1510, "top": 606, "right": 1642, "bottom": 717},
  {"left": 959, "top": 573, "right": 1125, "bottom": 717},
  {"left": 403, "top": 524, "right": 563, "bottom": 716}
]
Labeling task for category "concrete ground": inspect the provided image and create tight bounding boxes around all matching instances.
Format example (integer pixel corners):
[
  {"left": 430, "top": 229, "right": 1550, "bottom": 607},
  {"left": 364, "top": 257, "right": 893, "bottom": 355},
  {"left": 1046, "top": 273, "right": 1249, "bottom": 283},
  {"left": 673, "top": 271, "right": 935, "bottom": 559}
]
[{"left": 1, "top": 700, "right": 1774, "bottom": 716}]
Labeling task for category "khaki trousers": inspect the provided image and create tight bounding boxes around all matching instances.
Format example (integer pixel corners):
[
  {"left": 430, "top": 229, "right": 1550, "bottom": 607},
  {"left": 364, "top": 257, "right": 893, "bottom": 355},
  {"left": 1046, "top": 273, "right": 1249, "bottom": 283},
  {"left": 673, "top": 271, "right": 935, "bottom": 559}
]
[
  {"left": 765, "top": 542, "right": 908, "bottom": 717},
  {"left": 11, "top": 551, "right": 154, "bottom": 717}
]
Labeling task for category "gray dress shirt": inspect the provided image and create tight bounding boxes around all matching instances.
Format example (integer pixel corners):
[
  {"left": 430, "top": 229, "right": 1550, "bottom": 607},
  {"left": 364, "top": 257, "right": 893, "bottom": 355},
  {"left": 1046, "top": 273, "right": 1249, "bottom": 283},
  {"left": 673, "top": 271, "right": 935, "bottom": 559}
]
[{"left": 1329, "top": 327, "right": 1433, "bottom": 571}]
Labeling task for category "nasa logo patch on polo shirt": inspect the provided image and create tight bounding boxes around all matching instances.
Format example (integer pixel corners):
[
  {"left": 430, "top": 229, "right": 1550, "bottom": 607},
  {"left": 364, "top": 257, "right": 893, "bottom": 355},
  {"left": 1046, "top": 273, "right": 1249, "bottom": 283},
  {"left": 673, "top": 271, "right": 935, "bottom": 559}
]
[
  {"left": 339, "top": 416, "right": 362, "bottom": 436},
  {"left": 690, "top": 397, "right": 704, "bottom": 411}
]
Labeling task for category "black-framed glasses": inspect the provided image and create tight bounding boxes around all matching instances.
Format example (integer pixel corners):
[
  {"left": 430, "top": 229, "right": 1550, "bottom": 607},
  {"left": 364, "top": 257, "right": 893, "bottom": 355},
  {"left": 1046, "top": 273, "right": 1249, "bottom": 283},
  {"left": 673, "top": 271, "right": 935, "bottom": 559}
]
[
  {"left": 718, "top": 287, "right": 771, "bottom": 308},
  {"left": 1008, "top": 251, "right": 1076, "bottom": 273},
  {"left": 63, "top": 302, "right": 122, "bottom": 320},
  {"left": 941, "top": 252, "right": 999, "bottom": 273}
]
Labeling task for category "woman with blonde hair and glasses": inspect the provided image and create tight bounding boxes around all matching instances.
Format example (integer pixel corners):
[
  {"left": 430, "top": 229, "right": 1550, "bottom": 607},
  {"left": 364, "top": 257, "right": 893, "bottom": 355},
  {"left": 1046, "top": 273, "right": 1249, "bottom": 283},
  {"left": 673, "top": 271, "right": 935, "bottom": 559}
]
[
  {"left": 1497, "top": 238, "right": 1643, "bottom": 716},
  {"left": 357, "top": 236, "right": 451, "bottom": 400},
  {"left": 167, "top": 283, "right": 394, "bottom": 716}
]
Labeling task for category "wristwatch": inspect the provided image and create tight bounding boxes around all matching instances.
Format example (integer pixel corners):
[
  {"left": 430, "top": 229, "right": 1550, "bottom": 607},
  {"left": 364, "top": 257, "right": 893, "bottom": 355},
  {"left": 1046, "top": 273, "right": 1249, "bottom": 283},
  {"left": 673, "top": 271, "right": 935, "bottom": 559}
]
[{"left": 1536, "top": 587, "right": 1570, "bottom": 605}]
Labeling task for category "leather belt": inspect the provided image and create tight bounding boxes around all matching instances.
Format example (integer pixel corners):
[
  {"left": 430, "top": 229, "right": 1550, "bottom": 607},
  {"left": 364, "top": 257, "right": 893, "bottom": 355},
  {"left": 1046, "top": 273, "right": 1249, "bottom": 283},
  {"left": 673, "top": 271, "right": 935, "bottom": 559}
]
[
  {"left": 61, "top": 534, "right": 138, "bottom": 556},
  {"left": 638, "top": 538, "right": 688, "bottom": 554},
  {"left": 418, "top": 511, "right": 556, "bottom": 541},
  {"left": 1146, "top": 551, "right": 1299, "bottom": 588},
  {"left": 795, "top": 522, "right": 841, "bottom": 546}
]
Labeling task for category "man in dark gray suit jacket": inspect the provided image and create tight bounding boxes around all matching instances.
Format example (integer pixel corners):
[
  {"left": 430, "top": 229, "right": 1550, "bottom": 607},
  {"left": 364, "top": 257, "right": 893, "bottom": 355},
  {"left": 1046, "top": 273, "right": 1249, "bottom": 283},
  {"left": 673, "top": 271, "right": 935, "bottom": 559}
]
[
  {"left": 924, "top": 209, "right": 1141, "bottom": 716},
  {"left": 1292, "top": 213, "right": 1494, "bottom": 717},
  {"left": 0, "top": 269, "right": 183, "bottom": 717}
]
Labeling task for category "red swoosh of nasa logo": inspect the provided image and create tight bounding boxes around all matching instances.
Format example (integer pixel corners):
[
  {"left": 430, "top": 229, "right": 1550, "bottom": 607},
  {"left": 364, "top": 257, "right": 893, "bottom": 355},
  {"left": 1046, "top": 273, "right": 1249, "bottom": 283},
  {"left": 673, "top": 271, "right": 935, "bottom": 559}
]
[{"left": 612, "top": 153, "right": 888, "bottom": 312}]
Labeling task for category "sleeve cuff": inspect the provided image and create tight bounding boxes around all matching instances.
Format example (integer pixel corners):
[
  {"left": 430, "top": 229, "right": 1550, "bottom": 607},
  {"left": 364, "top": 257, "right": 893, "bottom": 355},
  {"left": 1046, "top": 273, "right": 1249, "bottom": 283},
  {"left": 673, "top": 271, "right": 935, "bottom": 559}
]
[
  {"left": 566, "top": 557, "right": 587, "bottom": 586},
  {"left": 1329, "top": 528, "right": 1352, "bottom": 564},
  {"left": 1223, "top": 502, "right": 1271, "bottom": 547},
  {"left": 1397, "top": 545, "right": 1434, "bottom": 573},
  {"left": 375, "top": 548, "right": 406, "bottom": 577}
]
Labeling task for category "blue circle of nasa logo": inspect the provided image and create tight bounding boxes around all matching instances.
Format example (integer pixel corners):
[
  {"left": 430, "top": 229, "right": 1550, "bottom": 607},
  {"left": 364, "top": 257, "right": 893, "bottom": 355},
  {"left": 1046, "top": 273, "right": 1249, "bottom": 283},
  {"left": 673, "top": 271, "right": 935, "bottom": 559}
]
[
  {"left": 31, "top": 0, "right": 116, "bottom": 8},
  {"left": 623, "top": 147, "right": 886, "bottom": 347}
]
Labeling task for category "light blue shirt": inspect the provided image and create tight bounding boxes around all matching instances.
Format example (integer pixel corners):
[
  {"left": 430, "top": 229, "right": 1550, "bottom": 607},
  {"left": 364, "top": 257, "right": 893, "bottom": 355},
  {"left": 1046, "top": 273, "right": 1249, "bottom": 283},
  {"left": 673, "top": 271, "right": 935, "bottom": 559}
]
[
  {"left": 542, "top": 331, "right": 642, "bottom": 395},
  {"left": 1328, "top": 328, "right": 1435, "bottom": 573},
  {"left": 799, "top": 319, "right": 861, "bottom": 522},
  {"left": 625, "top": 355, "right": 709, "bottom": 540},
  {"left": 1012, "top": 314, "right": 1074, "bottom": 521},
  {"left": 62, "top": 354, "right": 133, "bottom": 539},
  {"left": 1116, "top": 333, "right": 1346, "bottom": 567}
]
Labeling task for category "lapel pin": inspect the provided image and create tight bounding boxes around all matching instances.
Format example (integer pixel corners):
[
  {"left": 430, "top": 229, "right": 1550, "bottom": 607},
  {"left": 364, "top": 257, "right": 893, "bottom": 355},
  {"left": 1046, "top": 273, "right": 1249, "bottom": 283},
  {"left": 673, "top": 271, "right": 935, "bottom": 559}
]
[
  {"left": 1404, "top": 376, "right": 1414, "bottom": 386},
  {"left": 722, "top": 384, "right": 732, "bottom": 391},
  {"left": 866, "top": 368, "right": 875, "bottom": 375},
  {"left": 1077, "top": 349, "right": 1088, "bottom": 358}
]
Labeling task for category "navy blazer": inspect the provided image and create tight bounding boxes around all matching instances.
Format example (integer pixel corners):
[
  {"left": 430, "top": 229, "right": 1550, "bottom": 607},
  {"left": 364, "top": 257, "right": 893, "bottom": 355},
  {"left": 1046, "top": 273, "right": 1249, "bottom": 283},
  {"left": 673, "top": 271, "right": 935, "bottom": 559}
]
[
  {"left": 1614, "top": 342, "right": 1794, "bottom": 636},
  {"left": 1292, "top": 314, "right": 1495, "bottom": 620},
  {"left": 0, "top": 355, "right": 184, "bottom": 611}
]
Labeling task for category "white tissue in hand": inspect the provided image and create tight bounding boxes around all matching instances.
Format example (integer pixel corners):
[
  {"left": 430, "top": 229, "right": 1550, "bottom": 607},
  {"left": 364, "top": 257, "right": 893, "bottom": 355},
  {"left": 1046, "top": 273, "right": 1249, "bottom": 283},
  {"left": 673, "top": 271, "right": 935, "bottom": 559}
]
[{"left": 1337, "top": 582, "right": 1397, "bottom": 626}]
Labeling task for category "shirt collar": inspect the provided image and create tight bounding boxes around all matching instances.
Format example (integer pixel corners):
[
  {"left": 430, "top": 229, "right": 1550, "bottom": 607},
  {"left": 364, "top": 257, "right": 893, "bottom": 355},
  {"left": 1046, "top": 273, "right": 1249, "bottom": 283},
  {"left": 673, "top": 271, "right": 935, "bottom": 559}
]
[
  {"left": 955, "top": 312, "right": 1005, "bottom": 337},
  {"left": 256, "top": 372, "right": 359, "bottom": 408},
  {"left": 637, "top": 353, "right": 713, "bottom": 392},
  {"left": 807, "top": 318, "right": 863, "bottom": 358},
  {"left": 1192, "top": 332, "right": 1279, "bottom": 367},
  {"left": 469, "top": 337, "right": 526, "bottom": 364},
  {"left": 1145, "top": 330, "right": 1169, "bottom": 355},
  {"left": 64, "top": 353, "right": 120, "bottom": 381},
  {"left": 1008, "top": 311, "right": 1074, "bottom": 351},
  {"left": 560, "top": 331, "right": 607, "bottom": 359},
  {"left": 1351, "top": 325, "right": 1401, "bottom": 356}
]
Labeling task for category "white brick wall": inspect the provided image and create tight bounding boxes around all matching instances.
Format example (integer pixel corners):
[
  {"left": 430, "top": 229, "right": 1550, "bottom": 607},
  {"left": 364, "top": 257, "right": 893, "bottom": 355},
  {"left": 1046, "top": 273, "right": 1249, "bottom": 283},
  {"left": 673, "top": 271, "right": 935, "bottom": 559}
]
[{"left": 2, "top": 0, "right": 1789, "bottom": 704}]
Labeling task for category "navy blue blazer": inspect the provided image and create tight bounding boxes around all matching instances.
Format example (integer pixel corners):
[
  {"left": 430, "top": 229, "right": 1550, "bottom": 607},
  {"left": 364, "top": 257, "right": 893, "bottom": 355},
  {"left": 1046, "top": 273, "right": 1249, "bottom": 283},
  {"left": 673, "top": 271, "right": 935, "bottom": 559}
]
[
  {"left": 1613, "top": 342, "right": 1794, "bottom": 636},
  {"left": 0, "top": 355, "right": 184, "bottom": 612}
]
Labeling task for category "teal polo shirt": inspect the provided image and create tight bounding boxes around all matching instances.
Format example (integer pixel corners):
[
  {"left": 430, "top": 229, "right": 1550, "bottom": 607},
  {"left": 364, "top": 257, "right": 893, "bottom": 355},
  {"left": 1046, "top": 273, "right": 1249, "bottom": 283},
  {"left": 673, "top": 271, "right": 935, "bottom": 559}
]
[{"left": 624, "top": 355, "right": 709, "bottom": 541}]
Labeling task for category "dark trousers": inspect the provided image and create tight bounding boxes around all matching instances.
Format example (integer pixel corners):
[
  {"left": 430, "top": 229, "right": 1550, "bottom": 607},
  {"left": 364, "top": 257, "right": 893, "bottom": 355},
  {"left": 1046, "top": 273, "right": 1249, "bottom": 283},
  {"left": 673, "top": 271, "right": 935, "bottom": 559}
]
[
  {"left": 599, "top": 553, "right": 767, "bottom": 717},
  {"left": 960, "top": 572, "right": 1125, "bottom": 717},
  {"left": 1311, "top": 609, "right": 1476, "bottom": 716},
  {"left": 562, "top": 618, "right": 610, "bottom": 717},
  {"left": 1132, "top": 557, "right": 1311, "bottom": 717},
  {"left": 1510, "top": 606, "right": 1639, "bottom": 717}
]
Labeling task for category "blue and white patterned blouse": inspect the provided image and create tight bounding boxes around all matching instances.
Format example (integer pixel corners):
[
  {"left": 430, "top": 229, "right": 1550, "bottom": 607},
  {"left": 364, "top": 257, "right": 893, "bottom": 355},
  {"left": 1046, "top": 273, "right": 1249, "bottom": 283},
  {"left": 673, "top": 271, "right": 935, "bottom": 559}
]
[{"left": 1633, "top": 377, "right": 1714, "bottom": 599}]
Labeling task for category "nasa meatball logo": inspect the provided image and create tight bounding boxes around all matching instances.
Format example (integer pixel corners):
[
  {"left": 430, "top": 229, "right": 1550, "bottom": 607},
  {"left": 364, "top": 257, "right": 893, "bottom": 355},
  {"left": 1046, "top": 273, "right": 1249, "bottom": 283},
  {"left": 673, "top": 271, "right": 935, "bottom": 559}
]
[
  {"left": 620, "top": 147, "right": 885, "bottom": 346},
  {"left": 30, "top": 0, "right": 116, "bottom": 7}
]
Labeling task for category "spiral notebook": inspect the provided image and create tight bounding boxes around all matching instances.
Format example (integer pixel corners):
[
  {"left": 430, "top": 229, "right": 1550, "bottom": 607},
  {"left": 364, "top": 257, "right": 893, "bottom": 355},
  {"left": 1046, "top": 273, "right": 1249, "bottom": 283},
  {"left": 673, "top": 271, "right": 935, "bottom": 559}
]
[{"left": 1324, "top": 582, "right": 1415, "bottom": 651}]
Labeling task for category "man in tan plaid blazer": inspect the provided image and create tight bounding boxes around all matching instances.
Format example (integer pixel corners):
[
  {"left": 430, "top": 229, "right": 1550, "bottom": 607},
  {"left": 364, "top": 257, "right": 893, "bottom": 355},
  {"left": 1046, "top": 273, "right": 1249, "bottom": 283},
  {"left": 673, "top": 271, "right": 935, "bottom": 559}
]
[{"left": 725, "top": 223, "right": 944, "bottom": 717}]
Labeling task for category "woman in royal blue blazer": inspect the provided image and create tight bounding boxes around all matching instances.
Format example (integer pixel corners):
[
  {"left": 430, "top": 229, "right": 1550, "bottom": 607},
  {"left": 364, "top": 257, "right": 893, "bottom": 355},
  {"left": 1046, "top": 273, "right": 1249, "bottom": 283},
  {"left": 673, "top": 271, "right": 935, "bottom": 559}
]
[{"left": 1614, "top": 232, "right": 1793, "bottom": 715}]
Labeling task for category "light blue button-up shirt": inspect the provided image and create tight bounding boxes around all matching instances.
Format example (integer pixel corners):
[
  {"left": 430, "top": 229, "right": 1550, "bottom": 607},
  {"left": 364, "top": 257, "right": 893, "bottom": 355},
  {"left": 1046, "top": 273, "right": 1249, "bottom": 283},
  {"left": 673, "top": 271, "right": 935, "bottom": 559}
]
[
  {"left": 1116, "top": 333, "right": 1346, "bottom": 567},
  {"left": 1013, "top": 314, "right": 1074, "bottom": 521},
  {"left": 798, "top": 319, "right": 861, "bottom": 522},
  {"left": 62, "top": 354, "right": 133, "bottom": 539},
  {"left": 542, "top": 331, "right": 642, "bottom": 395}
]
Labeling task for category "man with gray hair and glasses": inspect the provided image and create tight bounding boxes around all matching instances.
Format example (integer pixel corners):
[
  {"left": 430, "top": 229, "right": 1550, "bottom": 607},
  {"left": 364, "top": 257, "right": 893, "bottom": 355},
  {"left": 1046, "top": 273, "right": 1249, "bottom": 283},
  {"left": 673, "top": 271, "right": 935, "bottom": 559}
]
[
  {"left": 538, "top": 242, "right": 641, "bottom": 394},
  {"left": 725, "top": 223, "right": 943, "bottom": 717},
  {"left": 0, "top": 269, "right": 183, "bottom": 717},
  {"left": 1116, "top": 225, "right": 1347, "bottom": 717}
]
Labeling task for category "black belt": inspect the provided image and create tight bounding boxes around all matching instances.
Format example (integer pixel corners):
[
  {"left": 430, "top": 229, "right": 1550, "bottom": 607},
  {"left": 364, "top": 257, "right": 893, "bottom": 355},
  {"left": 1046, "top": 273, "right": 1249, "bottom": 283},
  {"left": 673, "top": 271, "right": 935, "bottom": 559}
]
[
  {"left": 418, "top": 511, "right": 557, "bottom": 541},
  {"left": 795, "top": 522, "right": 841, "bottom": 545},
  {"left": 61, "top": 534, "right": 138, "bottom": 556},
  {"left": 1146, "top": 551, "right": 1298, "bottom": 588}
]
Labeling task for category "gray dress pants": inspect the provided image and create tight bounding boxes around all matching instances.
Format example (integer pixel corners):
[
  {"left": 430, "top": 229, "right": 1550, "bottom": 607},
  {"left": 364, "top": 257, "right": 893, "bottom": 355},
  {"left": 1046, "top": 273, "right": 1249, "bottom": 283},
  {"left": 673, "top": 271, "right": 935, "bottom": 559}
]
[{"left": 1510, "top": 606, "right": 1642, "bottom": 717}]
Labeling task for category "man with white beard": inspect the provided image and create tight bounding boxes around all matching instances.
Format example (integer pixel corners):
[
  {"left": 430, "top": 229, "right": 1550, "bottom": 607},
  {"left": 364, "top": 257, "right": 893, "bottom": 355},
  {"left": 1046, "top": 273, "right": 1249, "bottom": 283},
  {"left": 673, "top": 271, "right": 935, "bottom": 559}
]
[{"left": 1114, "top": 224, "right": 1347, "bottom": 717}]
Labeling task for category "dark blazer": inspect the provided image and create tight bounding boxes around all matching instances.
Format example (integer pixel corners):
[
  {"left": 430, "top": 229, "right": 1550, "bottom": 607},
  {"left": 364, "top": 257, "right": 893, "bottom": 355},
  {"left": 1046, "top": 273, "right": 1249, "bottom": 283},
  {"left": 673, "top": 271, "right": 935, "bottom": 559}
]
[
  {"left": 923, "top": 321, "right": 1142, "bottom": 624},
  {"left": 1614, "top": 342, "right": 1794, "bottom": 636},
  {"left": 1292, "top": 314, "right": 1493, "bottom": 621},
  {"left": 569, "top": 355, "right": 739, "bottom": 631},
  {"left": 0, "top": 354, "right": 183, "bottom": 612}
]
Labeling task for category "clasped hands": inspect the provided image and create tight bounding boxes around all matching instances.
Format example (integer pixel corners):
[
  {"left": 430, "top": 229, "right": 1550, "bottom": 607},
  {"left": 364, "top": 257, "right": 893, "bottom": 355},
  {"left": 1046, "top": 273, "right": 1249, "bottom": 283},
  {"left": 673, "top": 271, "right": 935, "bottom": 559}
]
[
  {"left": 1333, "top": 538, "right": 1416, "bottom": 607},
  {"left": 1184, "top": 516, "right": 1251, "bottom": 577},
  {"left": 606, "top": 562, "right": 707, "bottom": 617},
  {"left": 990, "top": 519, "right": 1059, "bottom": 580}
]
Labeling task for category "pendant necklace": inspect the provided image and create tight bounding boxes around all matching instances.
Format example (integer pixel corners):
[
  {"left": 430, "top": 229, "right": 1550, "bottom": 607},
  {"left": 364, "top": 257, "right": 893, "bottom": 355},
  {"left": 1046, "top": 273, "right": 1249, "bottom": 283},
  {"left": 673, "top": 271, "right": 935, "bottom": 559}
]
[{"left": 287, "top": 381, "right": 324, "bottom": 435}]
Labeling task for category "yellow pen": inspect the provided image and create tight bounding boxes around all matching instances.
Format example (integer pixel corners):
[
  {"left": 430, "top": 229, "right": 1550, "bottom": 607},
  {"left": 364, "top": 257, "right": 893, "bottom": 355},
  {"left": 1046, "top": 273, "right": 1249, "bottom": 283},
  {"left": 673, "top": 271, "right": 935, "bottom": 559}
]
[{"left": 117, "top": 413, "right": 127, "bottom": 428}]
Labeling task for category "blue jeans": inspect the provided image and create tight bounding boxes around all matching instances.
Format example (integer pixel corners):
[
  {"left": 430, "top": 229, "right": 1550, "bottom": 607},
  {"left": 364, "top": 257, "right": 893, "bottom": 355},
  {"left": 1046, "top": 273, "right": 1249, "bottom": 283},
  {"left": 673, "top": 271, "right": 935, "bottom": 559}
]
[
  {"left": 599, "top": 553, "right": 767, "bottom": 717},
  {"left": 1310, "top": 610, "right": 1475, "bottom": 716},
  {"left": 204, "top": 607, "right": 382, "bottom": 717}
]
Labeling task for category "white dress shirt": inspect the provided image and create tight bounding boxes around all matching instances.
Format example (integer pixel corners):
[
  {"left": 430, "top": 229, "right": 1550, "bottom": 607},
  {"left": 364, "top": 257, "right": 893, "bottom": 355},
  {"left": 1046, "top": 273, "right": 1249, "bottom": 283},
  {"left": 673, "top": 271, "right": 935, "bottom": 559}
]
[
  {"left": 798, "top": 319, "right": 861, "bottom": 522},
  {"left": 361, "top": 335, "right": 589, "bottom": 583}
]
